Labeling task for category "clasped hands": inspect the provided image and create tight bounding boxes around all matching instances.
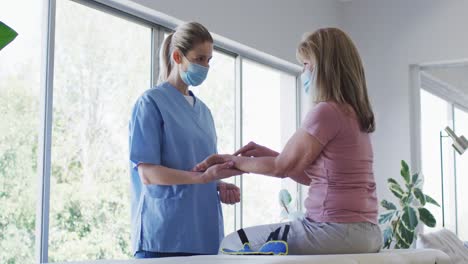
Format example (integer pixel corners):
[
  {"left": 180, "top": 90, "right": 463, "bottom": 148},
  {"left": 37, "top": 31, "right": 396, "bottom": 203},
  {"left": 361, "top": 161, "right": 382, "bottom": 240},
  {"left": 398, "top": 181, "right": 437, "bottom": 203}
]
[
  {"left": 193, "top": 154, "right": 242, "bottom": 205},
  {"left": 192, "top": 142, "right": 278, "bottom": 205}
]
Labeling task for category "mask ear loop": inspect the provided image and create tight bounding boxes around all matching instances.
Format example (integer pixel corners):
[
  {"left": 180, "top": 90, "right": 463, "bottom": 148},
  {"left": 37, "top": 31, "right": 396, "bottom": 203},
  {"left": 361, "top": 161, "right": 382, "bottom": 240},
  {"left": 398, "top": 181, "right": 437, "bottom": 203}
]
[
  {"left": 310, "top": 65, "right": 318, "bottom": 92},
  {"left": 178, "top": 53, "right": 190, "bottom": 76}
]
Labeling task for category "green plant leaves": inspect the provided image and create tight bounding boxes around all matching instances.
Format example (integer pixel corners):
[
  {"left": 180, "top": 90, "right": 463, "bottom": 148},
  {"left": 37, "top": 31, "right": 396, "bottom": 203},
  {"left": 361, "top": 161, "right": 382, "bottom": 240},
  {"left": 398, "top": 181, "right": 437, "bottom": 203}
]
[
  {"left": 0, "top": 22, "right": 18, "bottom": 51},
  {"left": 379, "top": 211, "right": 395, "bottom": 224},
  {"left": 278, "top": 189, "right": 292, "bottom": 207},
  {"left": 401, "top": 206, "right": 418, "bottom": 231},
  {"left": 396, "top": 221, "right": 414, "bottom": 248},
  {"left": 388, "top": 178, "right": 398, "bottom": 185},
  {"left": 389, "top": 182, "right": 405, "bottom": 199},
  {"left": 381, "top": 199, "right": 397, "bottom": 210},
  {"left": 411, "top": 173, "right": 419, "bottom": 185},
  {"left": 381, "top": 160, "right": 441, "bottom": 250},
  {"left": 400, "top": 193, "right": 414, "bottom": 206},
  {"left": 388, "top": 178, "right": 405, "bottom": 199},
  {"left": 418, "top": 208, "right": 436, "bottom": 227},
  {"left": 401, "top": 160, "right": 411, "bottom": 184},
  {"left": 413, "top": 188, "right": 426, "bottom": 206},
  {"left": 383, "top": 227, "right": 393, "bottom": 249},
  {"left": 425, "top": 195, "right": 440, "bottom": 207}
]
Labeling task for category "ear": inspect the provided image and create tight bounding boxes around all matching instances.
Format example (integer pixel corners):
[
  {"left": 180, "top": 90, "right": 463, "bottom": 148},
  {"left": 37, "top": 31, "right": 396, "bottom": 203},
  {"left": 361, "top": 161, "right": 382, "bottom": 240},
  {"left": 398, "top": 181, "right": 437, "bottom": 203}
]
[{"left": 173, "top": 49, "right": 183, "bottom": 64}]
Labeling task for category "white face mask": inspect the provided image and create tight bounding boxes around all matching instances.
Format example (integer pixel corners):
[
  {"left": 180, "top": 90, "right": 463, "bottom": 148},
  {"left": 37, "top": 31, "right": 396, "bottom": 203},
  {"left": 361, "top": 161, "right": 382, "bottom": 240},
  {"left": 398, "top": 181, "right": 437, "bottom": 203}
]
[{"left": 300, "top": 65, "right": 317, "bottom": 94}]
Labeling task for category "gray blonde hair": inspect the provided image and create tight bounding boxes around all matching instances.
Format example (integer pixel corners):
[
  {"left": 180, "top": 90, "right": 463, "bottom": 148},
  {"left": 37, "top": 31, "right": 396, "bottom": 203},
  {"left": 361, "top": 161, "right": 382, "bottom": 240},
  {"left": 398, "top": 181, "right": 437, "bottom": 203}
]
[{"left": 297, "top": 27, "right": 376, "bottom": 133}]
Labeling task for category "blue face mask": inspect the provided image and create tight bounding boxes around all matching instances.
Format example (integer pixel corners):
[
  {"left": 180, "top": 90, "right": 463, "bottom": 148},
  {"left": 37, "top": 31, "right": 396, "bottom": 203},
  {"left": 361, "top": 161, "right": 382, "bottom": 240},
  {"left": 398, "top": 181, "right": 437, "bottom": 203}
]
[
  {"left": 179, "top": 56, "right": 209, "bottom": 86},
  {"left": 300, "top": 66, "right": 316, "bottom": 94}
]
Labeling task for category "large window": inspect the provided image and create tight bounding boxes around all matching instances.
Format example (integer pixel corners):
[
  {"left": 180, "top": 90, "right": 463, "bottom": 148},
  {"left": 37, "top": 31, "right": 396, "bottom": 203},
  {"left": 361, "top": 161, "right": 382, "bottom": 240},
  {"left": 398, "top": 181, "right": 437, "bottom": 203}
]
[
  {"left": 241, "top": 59, "right": 297, "bottom": 227},
  {"left": 420, "top": 89, "right": 450, "bottom": 232},
  {"left": 420, "top": 89, "right": 468, "bottom": 238},
  {"left": 0, "top": 1, "right": 42, "bottom": 263},
  {"left": 2, "top": 1, "right": 301, "bottom": 262},
  {"left": 49, "top": 0, "right": 151, "bottom": 261},
  {"left": 196, "top": 51, "right": 237, "bottom": 235}
]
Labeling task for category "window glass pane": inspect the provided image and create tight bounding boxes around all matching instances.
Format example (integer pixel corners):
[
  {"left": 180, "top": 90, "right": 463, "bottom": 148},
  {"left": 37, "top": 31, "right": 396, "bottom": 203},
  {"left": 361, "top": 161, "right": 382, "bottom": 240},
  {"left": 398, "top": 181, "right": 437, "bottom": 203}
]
[
  {"left": 420, "top": 89, "right": 453, "bottom": 232},
  {"left": 0, "top": 1, "right": 41, "bottom": 263},
  {"left": 455, "top": 107, "right": 468, "bottom": 240},
  {"left": 241, "top": 59, "right": 297, "bottom": 227},
  {"left": 195, "top": 51, "right": 236, "bottom": 235},
  {"left": 49, "top": 0, "right": 151, "bottom": 261}
]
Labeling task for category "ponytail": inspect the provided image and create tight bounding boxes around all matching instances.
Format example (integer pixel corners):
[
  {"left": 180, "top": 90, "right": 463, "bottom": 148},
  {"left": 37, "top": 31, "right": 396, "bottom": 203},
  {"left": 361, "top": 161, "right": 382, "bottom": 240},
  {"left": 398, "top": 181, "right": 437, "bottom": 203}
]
[{"left": 158, "top": 33, "right": 174, "bottom": 84}]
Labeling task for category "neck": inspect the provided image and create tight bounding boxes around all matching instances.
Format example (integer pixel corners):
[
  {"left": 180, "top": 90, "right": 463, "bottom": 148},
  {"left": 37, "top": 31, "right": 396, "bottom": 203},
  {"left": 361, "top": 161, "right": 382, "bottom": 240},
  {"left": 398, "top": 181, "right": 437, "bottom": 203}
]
[{"left": 167, "top": 68, "right": 189, "bottom": 95}]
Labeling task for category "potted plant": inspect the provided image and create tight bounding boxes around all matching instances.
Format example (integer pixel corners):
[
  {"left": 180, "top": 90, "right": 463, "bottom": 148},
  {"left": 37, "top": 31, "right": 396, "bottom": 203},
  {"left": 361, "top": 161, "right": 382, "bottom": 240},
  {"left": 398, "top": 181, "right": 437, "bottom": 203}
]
[{"left": 379, "top": 160, "right": 440, "bottom": 249}]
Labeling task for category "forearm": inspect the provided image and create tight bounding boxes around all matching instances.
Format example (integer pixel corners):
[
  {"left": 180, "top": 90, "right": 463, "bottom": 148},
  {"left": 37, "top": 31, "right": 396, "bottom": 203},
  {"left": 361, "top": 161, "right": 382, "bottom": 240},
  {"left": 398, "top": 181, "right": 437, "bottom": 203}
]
[
  {"left": 232, "top": 156, "right": 287, "bottom": 178},
  {"left": 138, "top": 164, "right": 204, "bottom": 185}
]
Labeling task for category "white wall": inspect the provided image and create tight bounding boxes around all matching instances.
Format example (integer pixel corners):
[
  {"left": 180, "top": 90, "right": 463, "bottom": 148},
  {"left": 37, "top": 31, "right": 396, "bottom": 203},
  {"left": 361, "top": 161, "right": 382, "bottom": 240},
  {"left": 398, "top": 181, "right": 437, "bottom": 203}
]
[
  {"left": 130, "top": 0, "right": 341, "bottom": 64},
  {"left": 340, "top": 0, "right": 468, "bottom": 201}
]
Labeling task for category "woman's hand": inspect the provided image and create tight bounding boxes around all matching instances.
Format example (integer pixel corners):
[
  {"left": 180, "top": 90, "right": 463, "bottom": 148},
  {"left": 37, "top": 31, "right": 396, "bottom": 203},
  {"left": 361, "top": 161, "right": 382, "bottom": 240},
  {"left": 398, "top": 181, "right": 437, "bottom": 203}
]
[
  {"left": 233, "top": 141, "right": 279, "bottom": 157},
  {"left": 217, "top": 182, "right": 240, "bottom": 205},
  {"left": 193, "top": 154, "right": 234, "bottom": 172},
  {"left": 199, "top": 159, "right": 243, "bottom": 183}
]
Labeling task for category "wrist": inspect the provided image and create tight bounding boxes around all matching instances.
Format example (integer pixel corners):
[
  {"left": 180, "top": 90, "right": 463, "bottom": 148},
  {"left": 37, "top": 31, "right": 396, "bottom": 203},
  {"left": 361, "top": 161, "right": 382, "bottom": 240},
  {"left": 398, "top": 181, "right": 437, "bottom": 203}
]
[
  {"left": 194, "top": 171, "right": 208, "bottom": 184},
  {"left": 217, "top": 181, "right": 226, "bottom": 190},
  {"left": 231, "top": 156, "right": 245, "bottom": 169}
]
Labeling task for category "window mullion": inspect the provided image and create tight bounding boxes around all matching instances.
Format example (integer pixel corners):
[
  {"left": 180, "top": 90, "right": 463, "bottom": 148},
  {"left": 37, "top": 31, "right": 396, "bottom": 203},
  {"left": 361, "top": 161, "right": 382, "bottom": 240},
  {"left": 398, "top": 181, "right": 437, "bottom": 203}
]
[
  {"left": 234, "top": 55, "right": 243, "bottom": 230},
  {"left": 151, "top": 26, "right": 164, "bottom": 87},
  {"left": 36, "top": 0, "right": 56, "bottom": 263}
]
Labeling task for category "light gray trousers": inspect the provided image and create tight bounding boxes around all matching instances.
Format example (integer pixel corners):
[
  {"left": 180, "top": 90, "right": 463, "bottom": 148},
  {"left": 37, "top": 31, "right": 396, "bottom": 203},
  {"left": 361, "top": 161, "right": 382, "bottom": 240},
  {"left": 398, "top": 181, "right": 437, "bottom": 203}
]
[{"left": 220, "top": 218, "right": 382, "bottom": 255}]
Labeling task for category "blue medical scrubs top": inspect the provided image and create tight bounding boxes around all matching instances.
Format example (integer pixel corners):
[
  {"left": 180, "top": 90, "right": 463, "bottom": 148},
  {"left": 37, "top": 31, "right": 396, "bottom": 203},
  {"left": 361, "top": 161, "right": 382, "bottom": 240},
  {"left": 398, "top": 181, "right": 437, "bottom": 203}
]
[{"left": 128, "top": 82, "right": 224, "bottom": 254}]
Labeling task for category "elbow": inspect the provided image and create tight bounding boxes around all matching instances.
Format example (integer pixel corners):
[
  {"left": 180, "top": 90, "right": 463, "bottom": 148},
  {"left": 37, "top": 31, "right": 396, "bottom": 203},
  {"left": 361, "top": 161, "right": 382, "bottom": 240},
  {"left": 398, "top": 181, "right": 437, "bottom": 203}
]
[
  {"left": 138, "top": 166, "right": 152, "bottom": 185},
  {"left": 272, "top": 160, "right": 290, "bottom": 179},
  {"left": 141, "top": 176, "right": 151, "bottom": 185},
  {"left": 141, "top": 173, "right": 151, "bottom": 185},
  {"left": 273, "top": 169, "right": 288, "bottom": 179},
  {"left": 278, "top": 174, "right": 289, "bottom": 179}
]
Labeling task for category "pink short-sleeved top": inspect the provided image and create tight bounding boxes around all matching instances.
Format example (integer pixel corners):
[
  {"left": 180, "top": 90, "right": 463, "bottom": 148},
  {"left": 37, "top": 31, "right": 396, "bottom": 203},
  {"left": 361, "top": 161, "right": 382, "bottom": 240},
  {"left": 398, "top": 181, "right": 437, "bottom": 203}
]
[{"left": 301, "top": 101, "right": 378, "bottom": 224}]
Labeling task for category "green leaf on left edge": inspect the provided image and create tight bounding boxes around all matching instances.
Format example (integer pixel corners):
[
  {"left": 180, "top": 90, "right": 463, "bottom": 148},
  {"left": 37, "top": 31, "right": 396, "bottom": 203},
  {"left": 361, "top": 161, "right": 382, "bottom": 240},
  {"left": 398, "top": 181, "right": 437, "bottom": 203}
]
[
  {"left": 413, "top": 188, "right": 426, "bottom": 206},
  {"left": 419, "top": 207, "right": 436, "bottom": 228},
  {"left": 0, "top": 22, "right": 18, "bottom": 51},
  {"left": 401, "top": 206, "right": 418, "bottom": 231},
  {"left": 425, "top": 195, "right": 441, "bottom": 207},
  {"left": 400, "top": 160, "right": 411, "bottom": 184}
]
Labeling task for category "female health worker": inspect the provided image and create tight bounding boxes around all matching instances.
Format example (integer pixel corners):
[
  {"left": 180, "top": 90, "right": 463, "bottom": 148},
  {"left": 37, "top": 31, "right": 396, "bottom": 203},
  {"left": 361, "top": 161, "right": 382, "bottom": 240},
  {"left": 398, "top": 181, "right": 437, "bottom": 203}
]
[{"left": 128, "top": 22, "right": 242, "bottom": 259}]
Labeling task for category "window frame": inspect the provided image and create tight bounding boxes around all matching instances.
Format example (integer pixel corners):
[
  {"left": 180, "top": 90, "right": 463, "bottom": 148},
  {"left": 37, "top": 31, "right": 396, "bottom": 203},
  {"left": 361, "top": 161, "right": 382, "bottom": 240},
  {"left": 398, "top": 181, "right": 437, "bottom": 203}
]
[{"left": 410, "top": 62, "right": 468, "bottom": 239}]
